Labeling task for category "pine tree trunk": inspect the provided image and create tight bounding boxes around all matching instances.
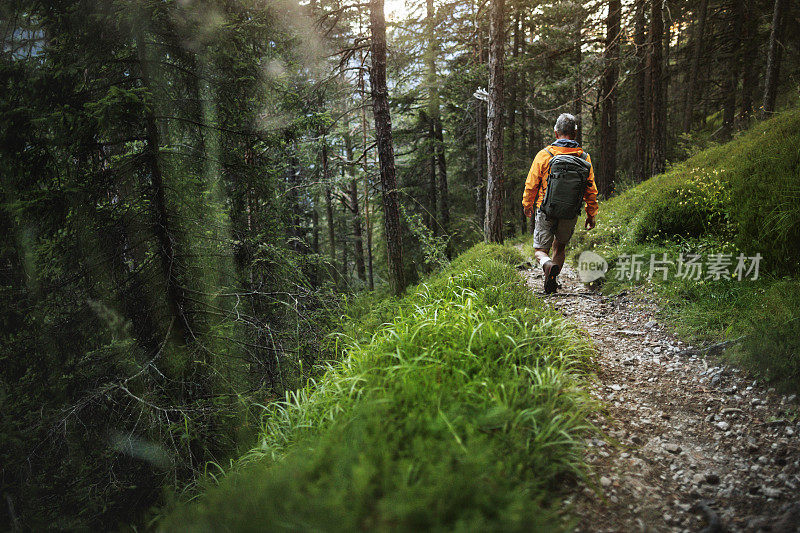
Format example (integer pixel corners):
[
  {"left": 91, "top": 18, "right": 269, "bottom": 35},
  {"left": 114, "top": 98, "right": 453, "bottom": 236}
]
[
  {"left": 484, "top": 0, "right": 505, "bottom": 243},
  {"left": 369, "top": 0, "right": 406, "bottom": 294},
  {"left": 510, "top": 11, "right": 522, "bottom": 236},
  {"left": 425, "top": 0, "right": 439, "bottom": 235},
  {"left": 573, "top": 9, "right": 584, "bottom": 145},
  {"left": 739, "top": 0, "right": 760, "bottom": 126},
  {"left": 682, "top": 0, "right": 708, "bottom": 132},
  {"left": 634, "top": 0, "right": 649, "bottom": 180},
  {"left": 323, "top": 141, "right": 337, "bottom": 268},
  {"left": 312, "top": 199, "right": 319, "bottom": 254},
  {"left": 344, "top": 132, "right": 366, "bottom": 281},
  {"left": 358, "top": 49, "right": 375, "bottom": 290},
  {"left": 661, "top": 3, "right": 670, "bottom": 158},
  {"left": 425, "top": 0, "right": 449, "bottom": 235},
  {"left": 518, "top": 23, "right": 529, "bottom": 245},
  {"left": 286, "top": 135, "right": 303, "bottom": 252},
  {"left": 325, "top": 186, "right": 336, "bottom": 264},
  {"left": 433, "top": 117, "right": 449, "bottom": 233},
  {"left": 721, "top": 0, "right": 743, "bottom": 141},
  {"left": 476, "top": 27, "right": 487, "bottom": 224},
  {"left": 349, "top": 179, "right": 366, "bottom": 282},
  {"left": 476, "top": 99, "right": 486, "bottom": 224},
  {"left": 508, "top": 11, "right": 520, "bottom": 150},
  {"left": 526, "top": 17, "right": 537, "bottom": 161},
  {"left": 426, "top": 113, "right": 438, "bottom": 233},
  {"left": 136, "top": 34, "right": 192, "bottom": 345},
  {"left": 762, "top": 0, "right": 788, "bottom": 118},
  {"left": 598, "top": 0, "right": 621, "bottom": 197},
  {"left": 648, "top": 0, "right": 665, "bottom": 176},
  {"left": 340, "top": 211, "right": 349, "bottom": 278}
]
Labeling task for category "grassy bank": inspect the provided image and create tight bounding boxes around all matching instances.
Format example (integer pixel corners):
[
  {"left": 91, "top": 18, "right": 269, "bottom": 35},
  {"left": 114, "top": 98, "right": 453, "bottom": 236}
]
[
  {"left": 570, "top": 109, "right": 800, "bottom": 392},
  {"left": 160, "top": 243, "right": 600, "bottom": 531}
]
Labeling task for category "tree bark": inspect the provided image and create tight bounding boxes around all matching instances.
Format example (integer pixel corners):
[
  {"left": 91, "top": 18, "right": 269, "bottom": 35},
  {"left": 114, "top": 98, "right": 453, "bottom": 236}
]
[
  {"left": 426, "top": 112, "right": 438, "bottom": 233},
  {"left": 519, "top": 21, "right": 529, "bottom": 236},
  {"left": 634, "top": 0, "right": 649, "bottom": 180},
  {"left": 425, "top": 0, "right": 449, "bottom": 234},
  {"left": 136, "top": 34, "right": 192, "bottom": 346},
  {"left": 739, "top": 0, "right": 759, "bottom": 126},
  {"left": 433, "top": 117, "right": 449, "bottom": 236},
  {"left": 325, "top": 186, "right": 336, "bottom": 264},
  {"left": 286, "top": 134, "right": 304, "bottom": 252},
  {"left": 721, "top": 0, "right": 743, "bottom": 141},
  {"left": 648, "top": 0, "right": 665, "bottom": 176},
  {"left": 484, "top": 0, "right": 505, "bottom": 243},
  {"left": 311, "top": 197, "right": 319, "bottom": 254},
  {"left": 476, "top": 27, "right": 487, "bottom": 224},
  {"left": 349, "top": 179, "right": 366, "bottom": 282},
  {"left": 508, "top": 11, "right": 520, "bottom": 150},
  {"left": 598, "top": 0, "right": 621, "bottom": 197},
  {"left": 573, "top": 9, "right": 584, "bottom": 145},
  {"left": 369, "top": 0, "right": 406, "bottom": 294},
  {"left": 762, "top": 0, "right": 788, "bottom": 118},
  {"left": 425, "top": 0, "right": 439, "bottom": 235},
  {"left": 358, "top": 49, "right": 375, "bottom": 290},
  {"left": 682, "top": 0, "right": 708, "bottom": 132},
  {"left": 323, "top": 141, "right": 337, "bottom": 268},
  {"left": 344, "top": 132, "right": 366, "bottom": 281},
  {"left": 511, "top": 10, "right": 523, "bottom": 236},
  {"left": 661, "top": 2, "right": 670, "bottom": 157},
  {"left": 476, "top": 100, "right": 486, "bottom": 224}
]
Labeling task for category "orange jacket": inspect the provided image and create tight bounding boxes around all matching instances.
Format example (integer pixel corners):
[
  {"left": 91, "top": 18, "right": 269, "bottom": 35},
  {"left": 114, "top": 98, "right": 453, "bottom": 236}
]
[{"left": 522, "top": 145, "right": 599, "bottom": 218}]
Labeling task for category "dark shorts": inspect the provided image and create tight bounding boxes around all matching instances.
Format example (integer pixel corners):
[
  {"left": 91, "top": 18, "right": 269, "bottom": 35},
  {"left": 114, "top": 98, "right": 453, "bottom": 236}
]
[{"left": 533, "top": 210, "right": 579, "bottom": 249}]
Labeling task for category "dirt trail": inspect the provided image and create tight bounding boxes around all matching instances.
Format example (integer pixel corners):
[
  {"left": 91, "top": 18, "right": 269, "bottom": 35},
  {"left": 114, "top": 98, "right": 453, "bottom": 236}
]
[{"left": 520, "top": 260, "right": 800, "bottom": 533}]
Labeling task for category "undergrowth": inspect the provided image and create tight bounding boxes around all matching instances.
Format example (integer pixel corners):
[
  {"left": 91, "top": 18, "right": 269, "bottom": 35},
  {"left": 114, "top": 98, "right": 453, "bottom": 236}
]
[
  {"left": 569, "top": 108, "right": 800, "bottom": 392},
  {"left": 160, "top": 243, "right": 599, "bottom": 531}
]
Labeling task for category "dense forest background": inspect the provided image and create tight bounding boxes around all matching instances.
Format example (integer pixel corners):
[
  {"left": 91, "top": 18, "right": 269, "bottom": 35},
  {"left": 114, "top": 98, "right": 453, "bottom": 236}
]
[{"left": 1, "top": 0, "right": 798, "bottom": 528}]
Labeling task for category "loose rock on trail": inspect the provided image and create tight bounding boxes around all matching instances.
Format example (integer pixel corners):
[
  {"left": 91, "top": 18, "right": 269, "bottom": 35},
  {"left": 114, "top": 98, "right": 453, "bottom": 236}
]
[{"left": 519, "top": 259, "right": 800, "bottom": 533}]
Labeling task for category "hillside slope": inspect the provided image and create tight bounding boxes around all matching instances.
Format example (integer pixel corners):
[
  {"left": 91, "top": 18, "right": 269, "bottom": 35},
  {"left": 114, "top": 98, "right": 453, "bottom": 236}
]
[
  {"left": 571, "top": 108, "right": 800, "bottom": 391},
  {"left": 160, "top": 244, "right": 600, "bottom": 531}
]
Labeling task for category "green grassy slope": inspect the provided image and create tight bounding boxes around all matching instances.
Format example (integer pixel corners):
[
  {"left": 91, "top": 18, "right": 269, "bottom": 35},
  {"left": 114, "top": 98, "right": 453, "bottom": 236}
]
[
  {"left": 571, "top": 108, "right": 800, "bottom": 392},
  {"left": 160, "top": 243, "right": 600, "bottom": 531}
]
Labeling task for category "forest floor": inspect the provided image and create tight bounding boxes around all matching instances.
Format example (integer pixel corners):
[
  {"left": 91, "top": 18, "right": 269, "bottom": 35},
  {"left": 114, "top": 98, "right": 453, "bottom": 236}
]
[{"left": 519, "top": 257, "right": 800, "bottom": 533}]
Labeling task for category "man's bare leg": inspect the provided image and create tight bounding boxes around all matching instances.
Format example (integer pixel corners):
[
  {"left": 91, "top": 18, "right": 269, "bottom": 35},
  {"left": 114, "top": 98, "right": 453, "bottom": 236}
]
[
  {"left": 551, "top": 239, "right": 566, "bottom": 268},
  {"left": 535, "top": 245, "right": 562, "bottom": 294},
  {"left": 534, "top": 247, "right": 551, "bottom": 267}
]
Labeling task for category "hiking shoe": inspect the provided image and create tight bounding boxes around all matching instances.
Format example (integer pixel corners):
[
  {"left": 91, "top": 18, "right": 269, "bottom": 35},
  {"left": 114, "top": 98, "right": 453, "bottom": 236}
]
[{"left": 542, "top": 260, "right": 561, "bottom": 294}]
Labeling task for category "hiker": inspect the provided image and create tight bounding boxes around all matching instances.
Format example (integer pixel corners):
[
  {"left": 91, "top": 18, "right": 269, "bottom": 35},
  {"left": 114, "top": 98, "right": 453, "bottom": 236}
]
[{"left": 522, "top": 113, "right": 599, "bottom": 293}]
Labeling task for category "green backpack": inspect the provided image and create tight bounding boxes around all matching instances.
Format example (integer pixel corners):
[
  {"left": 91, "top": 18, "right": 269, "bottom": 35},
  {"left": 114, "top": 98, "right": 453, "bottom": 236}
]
[{"left": 539, "top": 149, "right": 592, "bottom": 219}]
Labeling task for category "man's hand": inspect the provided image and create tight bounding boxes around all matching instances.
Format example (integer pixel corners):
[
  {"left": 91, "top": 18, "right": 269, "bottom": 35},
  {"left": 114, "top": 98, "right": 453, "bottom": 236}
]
[
  {"left": 524, "top": 206, "right": 534, "bottom": 218},
  {"left": 585, "top": 215, "right": 596, "bottom": 230}
]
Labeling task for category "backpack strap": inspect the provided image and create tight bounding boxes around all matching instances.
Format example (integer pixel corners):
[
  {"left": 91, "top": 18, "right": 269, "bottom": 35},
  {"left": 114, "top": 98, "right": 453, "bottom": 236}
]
[{"left": 547, "top": 148, "right": 588, "bottom": 161}]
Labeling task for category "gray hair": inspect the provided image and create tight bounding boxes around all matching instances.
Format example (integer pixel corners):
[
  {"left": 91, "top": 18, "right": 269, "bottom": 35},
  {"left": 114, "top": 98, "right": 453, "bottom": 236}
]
[{"left": 554, "top": 113, "right": 578, "bottom": 137}]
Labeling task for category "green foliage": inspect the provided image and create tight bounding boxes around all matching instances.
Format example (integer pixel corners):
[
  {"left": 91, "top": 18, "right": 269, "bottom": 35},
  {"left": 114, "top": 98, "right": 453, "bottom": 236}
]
[
  {"left": 731, "top": 281, "right": 800, "bottom": 392},
  {"left": 576, "top": 108, "right": 800, "bottom": 274},
  {"left": 0, "top": 1, "right": 338, "bottom": 529},
  {"left": 161, "top": 244, "right": 598, "bottom": 531},
  {"left": 570, "top": 108, "right": 800, "bottom": 392},
  {"left": 401, "top": 205, "right": 450, "bottom": 269}
]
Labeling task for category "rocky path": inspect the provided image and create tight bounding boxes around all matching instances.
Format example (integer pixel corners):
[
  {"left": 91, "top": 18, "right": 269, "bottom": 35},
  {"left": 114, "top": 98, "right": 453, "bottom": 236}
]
[{"left": 520, "top": 261, "right": 800, "bottom": 533}]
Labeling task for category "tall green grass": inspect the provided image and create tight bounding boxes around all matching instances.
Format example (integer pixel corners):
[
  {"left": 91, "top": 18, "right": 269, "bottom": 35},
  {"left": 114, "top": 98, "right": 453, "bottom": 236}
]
[
  {"left": 570, "top": 108, "right": 800, "bottom": 392},
  {"left": 160, "top": 243, "right": 599, "bottom": 531}
]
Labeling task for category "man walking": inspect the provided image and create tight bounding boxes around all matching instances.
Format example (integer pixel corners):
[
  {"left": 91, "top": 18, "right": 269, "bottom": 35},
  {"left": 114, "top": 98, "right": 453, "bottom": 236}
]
[{"left": 522, "top": 113, "right": 598, "bottom": 293}]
